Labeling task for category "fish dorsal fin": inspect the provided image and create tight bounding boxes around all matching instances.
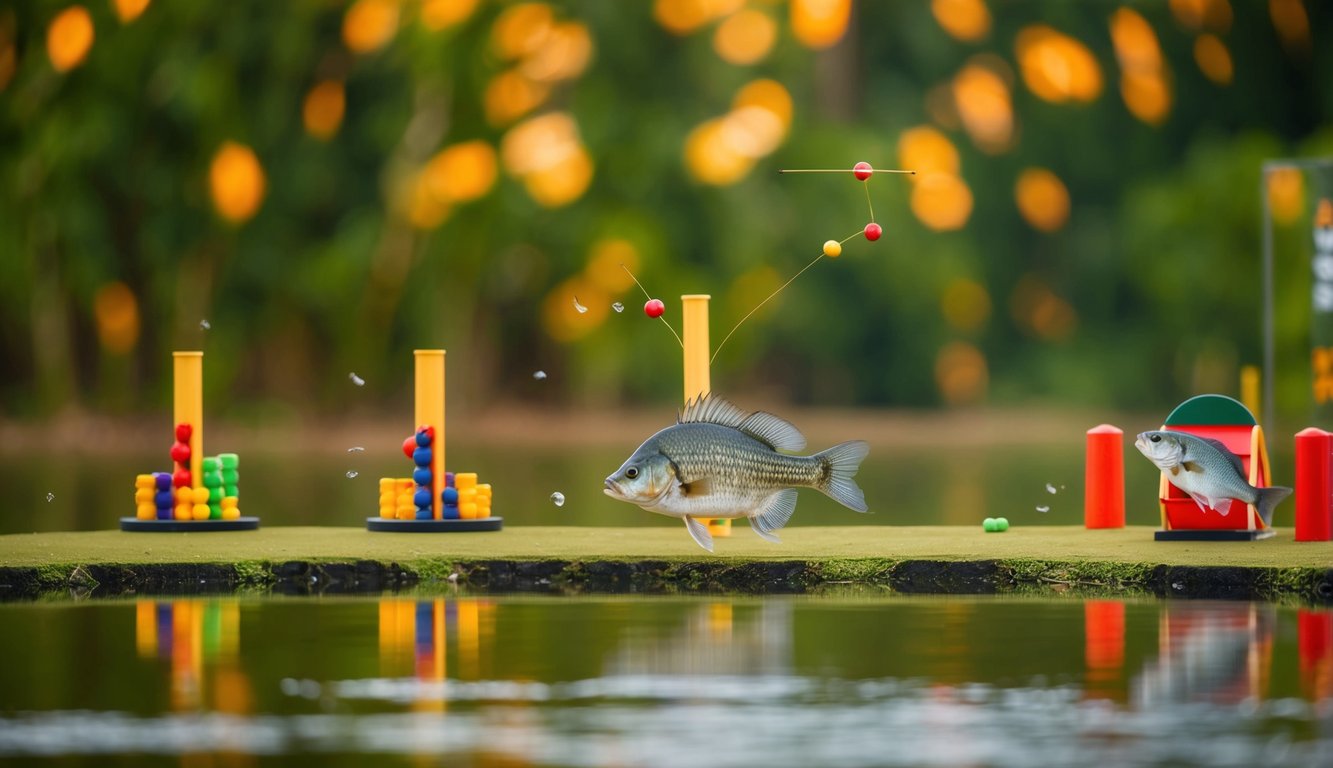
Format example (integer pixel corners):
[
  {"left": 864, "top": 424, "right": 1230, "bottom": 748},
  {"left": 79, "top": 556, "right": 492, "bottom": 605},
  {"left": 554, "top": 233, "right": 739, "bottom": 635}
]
[
  {"left": 680, "top": 394, "right": 806, "bottom": 452},
  {"left": 1198, "top": 436, "right": 1245, "bottom": 477}
]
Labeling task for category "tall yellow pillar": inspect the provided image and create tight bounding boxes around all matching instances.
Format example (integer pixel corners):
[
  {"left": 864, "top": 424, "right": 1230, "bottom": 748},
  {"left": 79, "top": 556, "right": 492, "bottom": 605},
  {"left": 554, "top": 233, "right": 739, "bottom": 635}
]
[
  {"left": 681, "top": 296, "right": 730, "bottom": 536},
  {"left": 415, "top": 350, "right": 446, "bottom": 519},
  {"left": 173, "top": 351, "right": 204, "bottom": 494}
]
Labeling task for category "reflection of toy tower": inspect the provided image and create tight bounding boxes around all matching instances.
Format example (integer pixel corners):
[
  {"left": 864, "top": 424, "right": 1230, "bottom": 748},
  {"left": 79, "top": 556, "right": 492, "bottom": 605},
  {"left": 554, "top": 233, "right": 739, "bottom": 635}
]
[
  {"left": 682, "top": 295, "right": 731, "bottom": 538},
  {"left": 134, "top": 599, "right": 246, "bottom": 712}
]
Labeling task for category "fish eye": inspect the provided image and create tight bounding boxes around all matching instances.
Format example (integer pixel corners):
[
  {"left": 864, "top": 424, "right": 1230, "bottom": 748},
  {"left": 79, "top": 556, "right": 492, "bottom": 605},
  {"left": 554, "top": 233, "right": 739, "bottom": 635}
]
[
  {"left": 1150, "top": 435, "right": 1161, "bottom": 443},
  {"left": 626, "top": 467, "right": 639, "bottom": 479}
]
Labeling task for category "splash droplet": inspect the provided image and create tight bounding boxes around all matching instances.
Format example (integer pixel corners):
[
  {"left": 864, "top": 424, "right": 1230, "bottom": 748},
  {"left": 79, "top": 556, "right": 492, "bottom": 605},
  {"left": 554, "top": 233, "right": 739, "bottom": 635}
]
[
  {"left": 612, "top": 302, "right": 624, "bottom": 313},
  {"left": 573, "top": 296, "right": 588, "bottom": 314},
  {"left": 199, "top": 319, "right": 211, "bottom": 330},
  {"left": 347, "top": 446, "right": 365, "bottom": 453},
  {"left": 348, "top": 372, "right": 365, "bottom": 387},
  {"left": 550, "top": 491, "right": 565, "bottom": 507},
  {"left": 345, "top": 470, "right": 359, "bottom": 479},
  {"left": 533, "top": 370, "right": 547, "bottom": 380},
  {"left": 1045, "top": 483, "right": 1058, "bottom": 494},
  {"left": 1035, "top": 505, "right": 1050, "bottom": 513},
  {"left": 45, "top": 492, "right": 54, "bottom": 503}
]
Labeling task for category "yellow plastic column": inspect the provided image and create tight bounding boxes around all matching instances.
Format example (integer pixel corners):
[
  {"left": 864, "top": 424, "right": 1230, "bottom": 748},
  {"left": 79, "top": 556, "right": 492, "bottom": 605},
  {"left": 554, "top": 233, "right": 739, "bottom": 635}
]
[
  {"left": 415, "top": 350, "right": 446, "bottom": 519},
  {"left": 681, "top": 296, "right": 730, "bottom": 536},
  {"left": 173, "top": 351, "right": 204, "bottom": 496}
]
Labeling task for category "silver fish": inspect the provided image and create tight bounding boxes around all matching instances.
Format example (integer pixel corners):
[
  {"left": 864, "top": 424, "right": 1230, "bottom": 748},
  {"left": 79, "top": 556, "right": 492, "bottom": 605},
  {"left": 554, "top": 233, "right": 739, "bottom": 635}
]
[
  {"left": 603, "top": 394, "right": 869, "bottom": 551},
  {"left": 1134, "top": 430, "right": 1291, "bottom": 525}
]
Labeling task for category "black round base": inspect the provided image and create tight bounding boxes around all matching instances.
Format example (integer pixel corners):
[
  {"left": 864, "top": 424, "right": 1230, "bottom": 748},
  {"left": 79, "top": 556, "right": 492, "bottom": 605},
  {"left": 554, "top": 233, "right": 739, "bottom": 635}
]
[
  {"left": 120, "top": 517, "right": 260, "bottom": 532},
  {"left": 366, "top": 516, "right": 503, "bottom": 532}
]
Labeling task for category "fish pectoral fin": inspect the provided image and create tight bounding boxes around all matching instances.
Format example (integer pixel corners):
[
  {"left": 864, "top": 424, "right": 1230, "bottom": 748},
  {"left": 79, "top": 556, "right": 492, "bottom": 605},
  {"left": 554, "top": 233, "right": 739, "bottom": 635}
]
[
  {"left": 683, "top": 515, "right": 714, "bottom": 552},
  {"left": 1212, "top": 497, "right": 1232, "bottom": 516},
  {"left": 1181, "top": 461, "right": 1203, "bottom": 474},
  {"left": 680, "top": 477, "right": 713, "bottom": 497},
  {"left": 1187, "top": 491, "right": 1210, "bottom": 512},
  {"left": 752, "top": 489, "right": 798, "bottom": 537},
  {"left": 748, "top": 518, "right": 782, "bottom": 544}
]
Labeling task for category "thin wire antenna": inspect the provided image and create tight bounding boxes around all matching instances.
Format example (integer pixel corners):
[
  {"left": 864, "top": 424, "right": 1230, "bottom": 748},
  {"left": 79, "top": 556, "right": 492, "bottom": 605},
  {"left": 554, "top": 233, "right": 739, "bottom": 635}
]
[
  {"left": 778, "top": 169, "right": 916, "bottom": 174},
  {"left": 863, "top": 182, "right": 876, "bottom": 223},
  {"left": 620, "top": 263, "right": 684, "bottom": 349},
  {"left": 709, "top": 228, "right": 862, "bottom": 365}
]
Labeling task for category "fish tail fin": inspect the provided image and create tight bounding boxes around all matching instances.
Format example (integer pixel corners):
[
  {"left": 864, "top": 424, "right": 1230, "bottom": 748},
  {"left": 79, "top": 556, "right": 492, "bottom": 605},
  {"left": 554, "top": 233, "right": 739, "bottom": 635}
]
[
  {"left": 813, "top": 440, "right": 870, "bottom": 513},
  {"left": 1255, "top": 485, "right": 1293, "bottom": 527}
]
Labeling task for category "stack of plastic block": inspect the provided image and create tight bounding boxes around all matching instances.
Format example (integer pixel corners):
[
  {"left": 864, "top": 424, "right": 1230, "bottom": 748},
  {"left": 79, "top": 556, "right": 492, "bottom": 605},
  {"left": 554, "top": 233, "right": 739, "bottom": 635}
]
[
  {"left": 201, "top": 457, "right": 224, "bottom": 520},
  {"left": 441, "top": 472, "right": 459, "bottom": 518},
  {"left": 447, "top": 473, "right": 492, "bottom": 520},
  {"left": 378, "top": 478, "right": 415, "bottom": 519},
  {"left": 218, "top": 453, "right": 240, "bottom": 520},
  {"left": 134, "top": 473, "right": 174, "bottom": 521},
  {"left": 411, "top": 427, "right": 435, "bottom": 520}
]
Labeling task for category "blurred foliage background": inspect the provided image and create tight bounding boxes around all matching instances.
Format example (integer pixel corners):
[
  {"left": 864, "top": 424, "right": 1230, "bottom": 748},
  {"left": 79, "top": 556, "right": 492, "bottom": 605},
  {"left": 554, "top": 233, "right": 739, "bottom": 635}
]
[{"left": 1, "top": 0, "right": 1330, "bottom": 424}]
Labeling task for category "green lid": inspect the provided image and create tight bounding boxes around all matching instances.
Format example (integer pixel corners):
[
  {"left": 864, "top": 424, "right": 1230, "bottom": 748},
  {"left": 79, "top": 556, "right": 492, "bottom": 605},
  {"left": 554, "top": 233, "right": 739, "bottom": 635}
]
[{"left": 218, "top": 453, "right": 239, "bottom": 469}]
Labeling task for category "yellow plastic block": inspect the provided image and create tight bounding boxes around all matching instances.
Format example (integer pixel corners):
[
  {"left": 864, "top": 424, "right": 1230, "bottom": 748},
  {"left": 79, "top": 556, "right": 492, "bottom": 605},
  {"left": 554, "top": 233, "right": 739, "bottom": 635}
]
[
  {"left": 459, "top": 501, "right": 478, "bottom": 519},
  {"left": 398, "top": 479, "right": 414, "bottom": 492},
  {"left": 135, "top": 488, "right": 154, "bottom": 504},
  {"left": 221, "top": 496, "right": 239, "bottom": 509},
  {"left": 192, "top": 503, "right": 211, "bottom": 521},
  {"left": 476, "top": 483, "right": 491, "bottom": 498},
  {"left": 221, "top": 506, "right": 240, "bottom": 520},
  {"left": 455, "top": 472, "right": 477, "bottom": 490},
  {"left": 136, "top": 503, "right": 156, "bottom": 520},
  {"left": 135, "top": 474, "right": 155, "bottom": 488},
  {"left": 174, "top": 504, "right": 191, "bottom": 521},
  {"left": 379, "top": 477, "right": 396, "bottom": 492},
  {"left": 176, "top": 487, "right": 194, "bottom": 505}
]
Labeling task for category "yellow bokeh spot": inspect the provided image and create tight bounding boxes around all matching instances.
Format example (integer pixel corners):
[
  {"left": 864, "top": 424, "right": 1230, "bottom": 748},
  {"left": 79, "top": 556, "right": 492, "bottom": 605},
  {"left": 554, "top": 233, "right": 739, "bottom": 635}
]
[
  {"left": 585, "top": 238, "right": 641, "bottom": 293},
  {"left": 0, "top": 40, "right": 14, "bottom": 94},
  {"left": 791, "top": 0, "right": 850, "bottom": 49},
  {"left": 935, "top": 341, "right": 988, "bottom": 405},
  {"left": 713, "top": 9, "right": 777, "bottom": 65},
  {"left": 424, "top": 140, "right": 497, "bottom": 204},
  {"left": 93, "top": 281, "right": 140, "bottom": 355},
  {"left": 931, "top": 0, "right": 991, "bottom": 42},
  {"left": 1267, "top": 167, "right": 1304, "bottom": 226},
  {"left": 727, "top": 266, "right": 781, "bottom": 320},
  {"left": 685, "top": 117, "right": 754, "bottom": 186},
  {"left": 521, "top": 21, "right": 593, "bottom": 83},
  {"left": 1169, "top": 0, "right": 1233, "bottom": 31},
  {"left": 343, "top": 0, "right": 399, "bottom": 54},
  {"left": 47, "top": 6, "right": 94, "bottom": 73},
  {"left": 1014, "top": 167, "right": 1070, "bottom": 233},
  {"left": 953, "top": 60, "right": 1013, "bottom": 153},
  {"left": 1193, "top": 33, "right": 1232, "bottom": 85},
  {"left": 502, "top": 113, "right": 593, "bottom": 208},
  {"left": 542, "top": 276, "right": 608, "bottom": 342},
  {"left": 897, "top": 126, "right": 960, "bottom": 176},
  {"left": 492, "top": 2, "right": 553, "bottom": 60},
  {"left": 1269, "top": 0, "right": 1310, "bottom": 51},
  {"left": 653, "top": 0, "right": 743, "bottom": 35},
  {"left": 733, "top": 78, "right": 793, "bottom": 128},
  {"left": 302, "top": 80, "right": 345, "bottom": 141},
  {"left": 1109, "top": 8, "right": 1163, "bottom": 74},
  {"left": 911, "top": 173, "right": 973, "bottom": 231},
  {"left": 941, "top": 278, "right": 991, "bottom": 333},
  {"left": 1015, "top": 25, "right": 1102, "bottom": 103},
  {"left": 525, "top": 147, "right": 593, "bottom": 208},
  {"left": 484, "top": 69, "right": 550, "bottom": 126},
  {"left": 1316, "top": 198, "right": 1333, "bottom": 229},
  {"left": 408, "top": 173, "right": 450, "bottom": 230},
  {"left": 209, "top": 142, "right": 266, "bottom": 224},
  {"left": 1120, "top": 70, "right": 1171, "bottom": 125},
  {"left": 420, "top": 0, "right": 478, "bottom": 31},
  {"left": 113, "top": 0, "right": 151, "bottom": 24},
  {"left": 1010, "top": 275, "right": 1077, "bottom": 341}
]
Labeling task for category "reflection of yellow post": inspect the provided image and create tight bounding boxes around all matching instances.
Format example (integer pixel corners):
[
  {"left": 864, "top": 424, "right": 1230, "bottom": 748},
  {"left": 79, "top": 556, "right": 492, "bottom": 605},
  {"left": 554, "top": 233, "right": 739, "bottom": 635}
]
[
  {"left": 174, "top": 351, "right": 204, "bottom": 496},
  {"left": 415, "top": 350, "right": 446, "bottom": 519},
  {"left": 681, "top": 296, "right": 731, "bottom": 536}
]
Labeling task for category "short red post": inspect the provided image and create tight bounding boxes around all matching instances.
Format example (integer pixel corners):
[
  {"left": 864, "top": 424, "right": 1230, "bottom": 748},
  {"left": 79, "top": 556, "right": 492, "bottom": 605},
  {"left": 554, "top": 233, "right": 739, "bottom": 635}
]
[
  {"left": 1085, "top": 424, "right": 1125, "bottom": 529},
  {"left": 1295, "top": 427, "right": 1333, "bottom": 542}
]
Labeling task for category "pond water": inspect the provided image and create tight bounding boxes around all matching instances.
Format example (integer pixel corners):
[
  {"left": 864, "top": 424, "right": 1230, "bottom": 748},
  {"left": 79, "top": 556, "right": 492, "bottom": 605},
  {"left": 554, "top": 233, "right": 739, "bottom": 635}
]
[
  {"left": 1, "top": 442, "right": 1179, "bottom": 534},
  {"left": 1, "top": 594, "right": 1331, "bottom": 766}
]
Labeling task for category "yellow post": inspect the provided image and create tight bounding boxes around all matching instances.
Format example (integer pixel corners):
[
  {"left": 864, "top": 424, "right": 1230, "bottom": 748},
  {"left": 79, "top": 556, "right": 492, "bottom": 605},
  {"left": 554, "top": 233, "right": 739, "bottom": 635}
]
[
  {"left": 1241, "top": 365, "right": 1261, "bottom": 421},
  {"left": 415, "top": 350, "right": 446, "bottom": 519},
  {"left": 173, "top": 351, "right": 204, "bottom": 497},
  {"left": 681, "top": 295, "right": 731, "bottom": 536}
]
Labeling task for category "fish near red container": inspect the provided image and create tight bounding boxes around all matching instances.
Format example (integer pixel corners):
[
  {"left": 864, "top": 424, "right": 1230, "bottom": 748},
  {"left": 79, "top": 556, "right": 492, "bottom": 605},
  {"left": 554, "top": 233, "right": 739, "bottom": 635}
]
[{"left": 1084, "top": 424, "right": 1125, "bottom": 529}]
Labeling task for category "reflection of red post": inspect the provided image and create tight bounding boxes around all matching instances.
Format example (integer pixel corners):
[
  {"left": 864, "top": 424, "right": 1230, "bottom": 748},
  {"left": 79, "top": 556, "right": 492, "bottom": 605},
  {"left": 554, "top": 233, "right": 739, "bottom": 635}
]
[
  {"left": 1085, "top": 425, "right": 1125, "bottom": 528},
  {"left": 1295, "top": 428, "right": 1333, "bottom": 541},
  {"left": 1084, "top": 600, "right": 1125, "bottom": 700},
  {"left": 1297, "top": 609, "right": 1333, "bottom": 700}
]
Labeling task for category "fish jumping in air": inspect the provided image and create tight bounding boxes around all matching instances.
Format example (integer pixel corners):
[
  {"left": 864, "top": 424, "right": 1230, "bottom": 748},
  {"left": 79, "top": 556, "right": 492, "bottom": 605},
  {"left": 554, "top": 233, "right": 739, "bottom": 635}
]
[
  {"left": 1134, "top": 430, "right": 1291, "bottom": 525},
  {"left": 603, "top": 394, "right": 870, "bottom": 552}
]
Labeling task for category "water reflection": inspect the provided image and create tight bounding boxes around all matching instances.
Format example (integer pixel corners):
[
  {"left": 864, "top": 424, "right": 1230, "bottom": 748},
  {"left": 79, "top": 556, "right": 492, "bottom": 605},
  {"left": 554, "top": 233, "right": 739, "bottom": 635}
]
[{"left": 0, "top": 595, "right": 1331, "bottom": 766}]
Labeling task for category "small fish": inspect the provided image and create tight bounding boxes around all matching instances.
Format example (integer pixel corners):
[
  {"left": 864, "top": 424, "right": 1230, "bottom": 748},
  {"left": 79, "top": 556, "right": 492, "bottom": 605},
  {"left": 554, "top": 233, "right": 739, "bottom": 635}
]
[
  {"left": 603, "top": 394, "right": 869, "bottom": 552},
  {"left": 1134, "top": 430, "right": 1291, "bottom": 525}
]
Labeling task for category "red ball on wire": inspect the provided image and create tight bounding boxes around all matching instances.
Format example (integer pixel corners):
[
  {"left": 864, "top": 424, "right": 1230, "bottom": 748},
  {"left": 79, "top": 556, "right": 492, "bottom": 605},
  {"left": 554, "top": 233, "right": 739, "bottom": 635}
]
[
  {"left": 864, "top": 222, "right": 883, "bottom": 241},
  {"left": 644, "top": 299, "right": 665, "bottom": 318},
  {"left": 853, "top": 162, "right": 873, "bottom": 181}
]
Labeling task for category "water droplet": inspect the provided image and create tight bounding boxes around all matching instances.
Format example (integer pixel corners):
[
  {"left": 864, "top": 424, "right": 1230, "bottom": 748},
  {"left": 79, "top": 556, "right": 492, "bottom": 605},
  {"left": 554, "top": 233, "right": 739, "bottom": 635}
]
[
  {"left": 199, "top": 319, "right": 211, "bottom": 330},
  {"left": 347, "top": 446, "right": 364, "bottom": 453},
  {"left": 45, "top": 492, "right": 54, "bottom": 503},
  {"left": 550, "top": 491, "right": 565, "bottom": 507},
  {"left": 573, "top": 296, "right": 588, "bottom": 314},
  {"left": 1045, "top": 483, "right": 1058, "bottom": 494},
  {"left": 1035, "top": 505, "right": 1050, "bottom": 513},
  {"left": 533, "top": 370, "right": 547, "bottom": 380},
  {"left": 612, "top": 302, "right": 624, "bottom": 313},
  {"left": 345, "top": 471, "right": 359, "bottom": 479},
  {"left": 349, "top": 372, "right": 365, "bottom": 387}
]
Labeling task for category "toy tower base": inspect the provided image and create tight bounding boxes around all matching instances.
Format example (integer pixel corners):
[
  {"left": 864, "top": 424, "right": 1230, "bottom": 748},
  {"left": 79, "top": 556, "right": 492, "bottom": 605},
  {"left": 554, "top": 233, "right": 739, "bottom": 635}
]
[
  {"left": 365, "top": 516, "right": 502, "bottom": 533},
  {"left": 120, "top": 517, "right": 261, "bottom": 532}
]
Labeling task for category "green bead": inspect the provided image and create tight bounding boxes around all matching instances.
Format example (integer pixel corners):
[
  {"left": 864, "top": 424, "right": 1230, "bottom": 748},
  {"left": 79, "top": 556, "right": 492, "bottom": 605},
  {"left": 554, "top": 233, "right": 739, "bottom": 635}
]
[
  {"left": 208, "top": 503, "right": 222, "bottom": 520},
  {"left": 202, "top": 457, "right": 220, "bottom": 471},
  {"left": 222, "top": 469, "right": 239, "bottom": 485},
  {"left": 204, "top": 472, "right": 223, "bottom": 488},
  {"left": 996, "top": 517, "right": 1010, "bottom": 532},
  {"left": 225, "top": 486, "right": 239, "bottom": 499},
  {"left": 983, "top": 518, "right": 998, "bottom": 532},
  {"left": 210, "top": 486, "right": 226, "bottom": 502},
  {"left": 218, "top": 453, "right": 239, "bottom": 469}
]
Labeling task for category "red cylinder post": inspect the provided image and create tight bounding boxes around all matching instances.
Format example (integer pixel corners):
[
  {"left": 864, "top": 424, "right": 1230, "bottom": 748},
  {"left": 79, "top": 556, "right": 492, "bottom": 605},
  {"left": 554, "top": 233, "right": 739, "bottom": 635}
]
[
  {"left": 1295, "top": 427, "right": 1333, "bottom": 542},
  {"left": 1085, "top": 424, "right": 1125, "bottom": 529}
]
